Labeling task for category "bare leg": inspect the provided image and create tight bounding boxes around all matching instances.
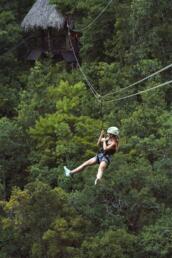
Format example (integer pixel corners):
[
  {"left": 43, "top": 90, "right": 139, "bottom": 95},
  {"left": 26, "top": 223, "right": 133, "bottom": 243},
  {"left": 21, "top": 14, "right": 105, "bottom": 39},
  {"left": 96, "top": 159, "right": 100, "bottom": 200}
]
[
  {"left": 71, "top": 157, "right": 97, "bottom": 175},
  {"left": 95, "top": 161, "right": 107, "bottom": 185}
]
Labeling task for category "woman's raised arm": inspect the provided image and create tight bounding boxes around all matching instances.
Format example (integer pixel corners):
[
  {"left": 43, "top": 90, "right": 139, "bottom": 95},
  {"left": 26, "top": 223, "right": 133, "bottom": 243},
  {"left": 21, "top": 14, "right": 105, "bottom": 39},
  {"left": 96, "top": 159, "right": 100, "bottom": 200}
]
[{"left": 97, "top": 130, "right": 105, "bottom": 146}]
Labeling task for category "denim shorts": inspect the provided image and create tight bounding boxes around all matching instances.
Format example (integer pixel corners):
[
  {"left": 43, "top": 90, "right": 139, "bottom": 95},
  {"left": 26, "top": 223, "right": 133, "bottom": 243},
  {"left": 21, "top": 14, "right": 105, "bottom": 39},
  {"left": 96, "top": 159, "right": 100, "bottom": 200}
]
[{"left": 96, "top": 152, "right": 112, "bottom": 165}]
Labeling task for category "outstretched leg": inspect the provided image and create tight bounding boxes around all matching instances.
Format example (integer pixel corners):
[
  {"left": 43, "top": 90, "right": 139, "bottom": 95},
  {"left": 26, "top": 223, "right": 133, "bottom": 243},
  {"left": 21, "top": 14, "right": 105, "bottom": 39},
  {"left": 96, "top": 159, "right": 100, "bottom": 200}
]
[
  {"left": 95, "top": 161, "right": 107, "bottom": 185},
  {"left": 71, "top": 157, "right": 97, "bottom": 174},
  {"left": 64, "top": 157, "right": 97, "bottom": 177}
]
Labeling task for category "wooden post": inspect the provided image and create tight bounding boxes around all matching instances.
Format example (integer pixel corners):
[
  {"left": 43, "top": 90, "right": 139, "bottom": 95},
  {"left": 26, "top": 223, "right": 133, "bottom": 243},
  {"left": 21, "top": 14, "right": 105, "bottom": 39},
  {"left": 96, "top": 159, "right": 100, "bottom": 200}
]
[{"left": 47, "top": 28, "right": 51, "bottom": 53}]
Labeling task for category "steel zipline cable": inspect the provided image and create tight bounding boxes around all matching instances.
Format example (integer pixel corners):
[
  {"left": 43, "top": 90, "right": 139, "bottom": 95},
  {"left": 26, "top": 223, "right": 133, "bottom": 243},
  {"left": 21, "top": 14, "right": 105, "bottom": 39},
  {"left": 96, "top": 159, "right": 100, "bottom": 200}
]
[
  {"left": 102, "top": 63, "right": 172, "bottom": 99},
  {"left": 68, "top": 25, "right": 172, "bottom": 111},
  {"left": 66, "top": 0, "right": 114, "bottom": 99},
  {"left": 103, "top": 80, "right": 172, "bottom": 103},
  {"left": 0, "top": 35, "right": 32, "bottom": 56},
  {"left": 0, "top": 0, "right": 114, "bottom": 99},
  {"left": 68, "top": 27, "right": 100, "bottom": 99},
  {"left": 2, "top": 1, "right": 170, "bottom": 108},
  {"left": 80, "top": 0, "right": 113, "bottom": 31},
  {"left": 66, "top": 0, "right": 172, "bottom": 103},
  {"left": 68, "top": 25, "right": 105, "bottom": 128},
  {"left": 69, "top": 31, "right": 172, "bottom": 106},
  {"left": 0, "top": 0, "right": 114, "bottom": 57}
]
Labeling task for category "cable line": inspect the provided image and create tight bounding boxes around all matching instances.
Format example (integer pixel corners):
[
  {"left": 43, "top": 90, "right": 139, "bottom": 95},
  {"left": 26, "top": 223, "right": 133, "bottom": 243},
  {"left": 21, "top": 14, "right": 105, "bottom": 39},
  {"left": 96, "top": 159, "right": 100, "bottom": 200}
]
[
  {"left": 100, "top": 97, "right": 104, "bottom": 129},
  {"left": 67, "top": 0, "right": 114, "bottom": 98},
  {"left": 68, "top": 27, "right": 100, "bottom": 99},
  {"left": 0, "top": 35, "right": 32, "bottom": 56},
  {"left": 102, "top": 63, "right": 172, "bottom": 99},
  {"left": 104, "top": 80, "right": 172, "bottom": 103},
  {"left": 1, "top": 0, "right": 114, "bottom": 57},
  {"left": 80, "top": 0, "right": 113, "bottom": 31}
]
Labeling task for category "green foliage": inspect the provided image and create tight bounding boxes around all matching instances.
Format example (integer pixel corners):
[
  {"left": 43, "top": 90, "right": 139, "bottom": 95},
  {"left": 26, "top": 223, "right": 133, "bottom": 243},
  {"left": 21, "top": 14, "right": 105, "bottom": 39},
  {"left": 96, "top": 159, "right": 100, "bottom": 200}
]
[
  {"left": 130, "top": 0, "right": 172, "bottom": 61},
  {"left": 1, "top": 181, "right": 86, "bottom": 258},
  {"left": 18, "top": 61, "right": 98, "bottom": 127},
  {"left": 0, "top": 117, "right": 29, "bottom": 199},
  {"left": 139, "top": 211, "right": 172, "bottom": 257},
  {"left": 52, "top": 0, "right": 116, "bottom": 60},
  {"left": 29, "top": 79, "right": 102, "bottom": 166},
  {"left": 0, "top": 0, "right": 32, "bottom": 117},
  {"left": 0, "top": 0, "right": 172, "bottom": 257},
  {"left": 81, "top": 229, "right": 137, "bottom": 258}
]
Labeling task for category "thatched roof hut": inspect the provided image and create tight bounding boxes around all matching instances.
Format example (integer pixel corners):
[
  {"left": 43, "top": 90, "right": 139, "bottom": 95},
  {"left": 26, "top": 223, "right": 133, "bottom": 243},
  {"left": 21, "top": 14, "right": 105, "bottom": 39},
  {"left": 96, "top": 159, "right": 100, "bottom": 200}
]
[
  {"left": 21, "top": 0, "right": 80, "bottom": 68},
  {"left": 21, "top": 0, "right": 65, "bottom": 31}
]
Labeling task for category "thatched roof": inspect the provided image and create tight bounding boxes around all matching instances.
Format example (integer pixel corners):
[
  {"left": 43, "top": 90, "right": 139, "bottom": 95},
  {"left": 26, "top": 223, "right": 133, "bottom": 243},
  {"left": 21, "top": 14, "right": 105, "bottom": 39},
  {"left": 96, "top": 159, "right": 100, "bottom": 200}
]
[{"left": 21, "top": 0, "right": 65, "bottom": 31}]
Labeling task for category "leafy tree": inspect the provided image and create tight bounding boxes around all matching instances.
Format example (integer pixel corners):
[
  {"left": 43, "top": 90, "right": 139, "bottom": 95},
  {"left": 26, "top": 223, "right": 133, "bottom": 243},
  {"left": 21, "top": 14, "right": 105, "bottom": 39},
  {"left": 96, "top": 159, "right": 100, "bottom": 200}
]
[
  {"left": 0, "top": 117, "right": 29, "bottom": 199},
  {"left": 0, "top": 0, "right": 172, "bottom": 257},
  {"left": 1, "top": 181, "right": 88, "bottom": 258},
  {"left": 139, "top": 211, "right": 172, "bottom": 258},
  {"left": 130, "top": 0, "right": 172, "bottom": 63},
  {"left": 52, "top": 0, "right": 116, "bottom": 60},
  {"left": 81, "top": 229, "right": 137, "bottom": 258},
  {"left": 29, "top": 79, "right": 102, "bottom": 167}
]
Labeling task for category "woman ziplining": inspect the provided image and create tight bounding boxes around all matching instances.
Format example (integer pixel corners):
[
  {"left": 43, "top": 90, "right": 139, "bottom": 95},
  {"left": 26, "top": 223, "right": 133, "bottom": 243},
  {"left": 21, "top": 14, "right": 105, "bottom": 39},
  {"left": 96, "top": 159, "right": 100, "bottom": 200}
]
[{"left": 64, "top": 127, "right": 119, "bottom": 185}]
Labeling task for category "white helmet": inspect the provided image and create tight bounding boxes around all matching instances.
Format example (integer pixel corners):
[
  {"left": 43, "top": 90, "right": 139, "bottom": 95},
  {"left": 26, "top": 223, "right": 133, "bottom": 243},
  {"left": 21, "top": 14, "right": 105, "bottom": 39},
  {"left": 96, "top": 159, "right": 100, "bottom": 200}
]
[{"left": 107, "top": 127, "right": 119, "bottom": 136}]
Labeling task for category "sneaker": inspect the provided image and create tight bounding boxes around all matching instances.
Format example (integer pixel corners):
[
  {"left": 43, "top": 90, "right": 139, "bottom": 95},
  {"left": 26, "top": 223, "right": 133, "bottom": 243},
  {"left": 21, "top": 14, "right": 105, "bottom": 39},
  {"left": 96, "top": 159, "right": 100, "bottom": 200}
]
[{"left": 64, "top": 166, "right": 71, "bottom": 177}]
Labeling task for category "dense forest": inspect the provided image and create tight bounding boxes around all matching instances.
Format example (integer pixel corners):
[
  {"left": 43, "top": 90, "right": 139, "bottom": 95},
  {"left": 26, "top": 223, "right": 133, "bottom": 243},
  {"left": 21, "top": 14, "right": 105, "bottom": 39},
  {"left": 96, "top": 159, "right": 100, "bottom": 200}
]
[{"left": 0, "top": 0, "right": 172, "bottom": 257}]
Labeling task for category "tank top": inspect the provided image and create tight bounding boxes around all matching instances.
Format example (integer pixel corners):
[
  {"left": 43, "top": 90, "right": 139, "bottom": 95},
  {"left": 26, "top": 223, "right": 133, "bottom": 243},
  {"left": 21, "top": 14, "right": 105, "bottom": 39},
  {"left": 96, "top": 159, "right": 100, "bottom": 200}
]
[{"left": 99, "top": 139, "right": 118, "bottom": 155}]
